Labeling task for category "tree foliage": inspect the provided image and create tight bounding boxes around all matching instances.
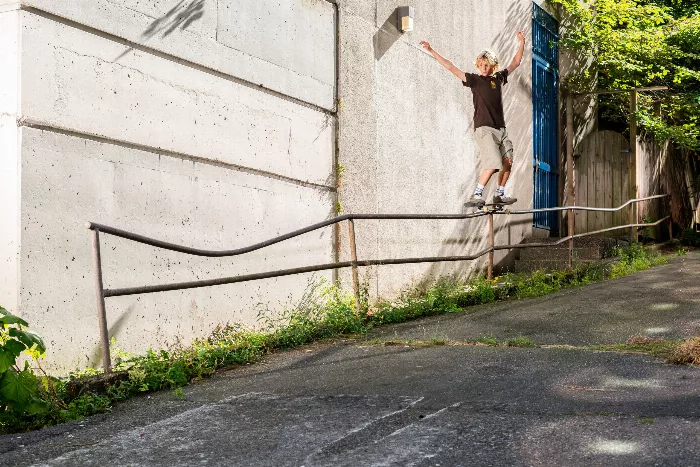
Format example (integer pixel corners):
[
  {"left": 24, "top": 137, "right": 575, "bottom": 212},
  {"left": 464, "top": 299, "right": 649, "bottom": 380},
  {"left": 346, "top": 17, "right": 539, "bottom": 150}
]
[{"left": 550, "top": 0, "right": 700, "bottom": 151}]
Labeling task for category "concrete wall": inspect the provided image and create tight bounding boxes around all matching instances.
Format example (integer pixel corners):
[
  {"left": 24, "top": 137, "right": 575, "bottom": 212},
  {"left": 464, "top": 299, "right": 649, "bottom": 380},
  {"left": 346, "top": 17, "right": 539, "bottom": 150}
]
[
  {"left": 1, "top": 0, "right": 337, "bottom": 373},
  {"left": 336, "top": 0, "right": 534, "bottom": 296},
  {"left": 0, "top": 8, "right": 21, "bottom": 315},
  {"left": 2, "top": 0, "right": 542, "bottom": 373}
]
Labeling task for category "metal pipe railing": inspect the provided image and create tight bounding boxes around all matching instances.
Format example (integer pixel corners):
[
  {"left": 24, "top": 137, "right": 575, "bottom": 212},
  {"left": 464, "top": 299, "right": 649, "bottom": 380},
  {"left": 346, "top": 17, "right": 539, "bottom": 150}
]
[{"left": 88, "top": 194, "right": 670, "bottom": 373}]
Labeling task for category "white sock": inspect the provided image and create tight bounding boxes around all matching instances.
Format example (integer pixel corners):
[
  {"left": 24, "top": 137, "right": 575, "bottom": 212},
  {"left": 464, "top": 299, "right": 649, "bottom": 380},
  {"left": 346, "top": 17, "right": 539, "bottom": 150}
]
[
  {"left": 496, "top": 185, "right": 505, "bottom": 196},
  {"left": 473, "top": 184, "right": 485, "bottom": 198}
]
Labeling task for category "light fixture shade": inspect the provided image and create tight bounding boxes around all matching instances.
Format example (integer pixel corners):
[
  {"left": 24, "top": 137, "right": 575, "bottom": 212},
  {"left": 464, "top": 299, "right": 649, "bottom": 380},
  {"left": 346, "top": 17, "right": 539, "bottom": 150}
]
[{"left": 398, "top": 6, "right": 414, "bottom": 33}]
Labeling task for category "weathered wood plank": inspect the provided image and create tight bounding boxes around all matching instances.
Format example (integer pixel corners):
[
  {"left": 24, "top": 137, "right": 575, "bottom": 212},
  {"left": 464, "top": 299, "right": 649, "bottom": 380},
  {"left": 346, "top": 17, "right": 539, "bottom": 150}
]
[{"left": 576, "top": 136, "right": 589, "bottom": 233}]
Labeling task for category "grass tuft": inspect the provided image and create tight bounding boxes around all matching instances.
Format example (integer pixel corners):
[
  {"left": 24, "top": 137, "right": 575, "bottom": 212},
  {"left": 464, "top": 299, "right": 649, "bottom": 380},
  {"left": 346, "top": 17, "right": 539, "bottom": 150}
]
[
  {"left": 505, "top": 336, "right": 538, "bottom": 348},
  {"left": 667, "top": 337, "right": 700, "bottom": 365}
]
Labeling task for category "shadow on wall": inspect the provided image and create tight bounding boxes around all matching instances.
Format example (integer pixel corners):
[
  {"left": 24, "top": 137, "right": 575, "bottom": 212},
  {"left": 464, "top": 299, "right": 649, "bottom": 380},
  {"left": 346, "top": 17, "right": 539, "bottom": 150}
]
[
  {"left": 406, "top": 1, "right": 535, "bottom": 287},
  {"left": 113, "top": 0, "right": 206, "bottom": 62},
  {"left": 373, "top": 9, "right": 402, "bottom": 61},
  {"left": 142, "top": 0, "right": 206, "bottom": 40},
  {"left": 90, "top": 305, "right": 135, "bottom": 367}
]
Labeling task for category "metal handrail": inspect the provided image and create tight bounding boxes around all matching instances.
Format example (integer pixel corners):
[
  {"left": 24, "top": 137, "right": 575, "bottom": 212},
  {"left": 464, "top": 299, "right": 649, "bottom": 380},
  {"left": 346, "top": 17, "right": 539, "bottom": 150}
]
[
  {"left": 85, "top": 194, "right": 669, "bottom": 258},
  {"left": 88, "top": 194, "right": 671, "bottom": 373}
]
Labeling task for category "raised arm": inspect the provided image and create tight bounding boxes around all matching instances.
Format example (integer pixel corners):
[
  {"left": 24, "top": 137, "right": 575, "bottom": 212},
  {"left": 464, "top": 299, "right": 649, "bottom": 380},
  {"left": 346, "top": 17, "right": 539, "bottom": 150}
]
[
  {"left": 506, "top": 32, "right": 526, "bottom": 73},
  {"left": 419, "top": 41, "right": 466, "bottom": 82}
]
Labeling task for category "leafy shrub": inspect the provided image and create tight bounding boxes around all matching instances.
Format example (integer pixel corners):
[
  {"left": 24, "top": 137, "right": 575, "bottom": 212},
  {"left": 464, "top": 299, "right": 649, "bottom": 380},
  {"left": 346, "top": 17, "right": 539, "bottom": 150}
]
[
  {"left": 0, "top": 306, "right": 50, "bottom": 431},
  {"left": 680, "top": 228, "right": 700, "bottom": 247}
]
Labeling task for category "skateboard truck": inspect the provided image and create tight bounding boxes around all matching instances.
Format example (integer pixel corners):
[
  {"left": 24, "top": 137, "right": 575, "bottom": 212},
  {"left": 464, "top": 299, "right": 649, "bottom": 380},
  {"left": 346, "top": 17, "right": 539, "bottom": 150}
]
[{"left": 462, "top": 201, "right": 513, "bottom": 214}]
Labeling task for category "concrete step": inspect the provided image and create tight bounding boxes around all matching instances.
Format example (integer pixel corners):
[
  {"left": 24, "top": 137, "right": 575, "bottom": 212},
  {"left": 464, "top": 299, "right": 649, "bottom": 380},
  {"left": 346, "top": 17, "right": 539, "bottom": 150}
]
[
  {"left": 512, "top": 258, "right": 599, "bottom": 274},
  {"left": 521, "top": 236, "right": 627, "bottom": 258},
  {"left": 519, "top": 246, "right": 602, "bottom": 261}
]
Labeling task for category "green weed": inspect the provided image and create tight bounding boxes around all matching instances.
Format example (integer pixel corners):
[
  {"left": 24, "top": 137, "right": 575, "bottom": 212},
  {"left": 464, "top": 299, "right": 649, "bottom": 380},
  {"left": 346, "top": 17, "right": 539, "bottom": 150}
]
[
  {"left": 506, "top": 336, "right": 538, "bottom": 348},
  {"left": 476, "top": 336, "right": 500, "bottom": 346}
]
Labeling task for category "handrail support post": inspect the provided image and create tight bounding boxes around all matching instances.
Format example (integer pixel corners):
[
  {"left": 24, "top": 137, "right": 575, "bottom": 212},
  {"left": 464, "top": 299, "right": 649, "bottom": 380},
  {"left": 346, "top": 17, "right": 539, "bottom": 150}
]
[
  {"left": 488, "top": 213, "right": 494, "bottom": 280},
  {"left": 91, "top": 229, "right": 112, "bottom": 374},
  {"left": 568, "top": 208, "right": 574, "bottom": 269},
  {"left": 347, "top": 219, "right": 362, "bottom": 316}
]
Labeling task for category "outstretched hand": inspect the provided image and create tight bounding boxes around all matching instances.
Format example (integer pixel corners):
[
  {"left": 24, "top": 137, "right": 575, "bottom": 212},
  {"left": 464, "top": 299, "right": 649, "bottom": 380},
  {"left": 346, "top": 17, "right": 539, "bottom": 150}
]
[
  {"left": 419, "top": 40, "right": 432, "bottom": 52},
  {"left": 517, "top": 31, "right": 525, "bottom": 43}
]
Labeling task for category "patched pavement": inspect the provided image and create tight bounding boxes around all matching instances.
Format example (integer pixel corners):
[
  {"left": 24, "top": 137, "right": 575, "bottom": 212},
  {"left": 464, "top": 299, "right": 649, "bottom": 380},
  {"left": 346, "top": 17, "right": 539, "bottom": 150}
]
[{"left": 1, "top": 251, "right": 699, "bottom": 466}]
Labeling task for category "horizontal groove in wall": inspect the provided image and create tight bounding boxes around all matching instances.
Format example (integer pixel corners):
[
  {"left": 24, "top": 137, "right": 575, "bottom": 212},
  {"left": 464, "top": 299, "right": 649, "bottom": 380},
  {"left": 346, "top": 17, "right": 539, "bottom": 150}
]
[
  {"left": 22, "top": 6, "right": 336, "bottom": 117},
  {"left": 19, "top": 117, "right": 336, "bottom": 192}
]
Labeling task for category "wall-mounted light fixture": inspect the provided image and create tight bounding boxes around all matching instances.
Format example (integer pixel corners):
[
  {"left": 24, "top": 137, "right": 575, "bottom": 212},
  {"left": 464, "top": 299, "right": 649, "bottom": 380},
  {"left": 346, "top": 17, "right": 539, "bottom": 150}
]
[{"left": 398, "top": 6, "right": 414, "bottom": 33}]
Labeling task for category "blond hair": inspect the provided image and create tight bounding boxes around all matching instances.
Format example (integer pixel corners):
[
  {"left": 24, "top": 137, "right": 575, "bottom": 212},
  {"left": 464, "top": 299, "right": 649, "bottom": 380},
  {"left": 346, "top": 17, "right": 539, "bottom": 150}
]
[{"left": 475, "top": 50, "right": 499, "bottom": 71}]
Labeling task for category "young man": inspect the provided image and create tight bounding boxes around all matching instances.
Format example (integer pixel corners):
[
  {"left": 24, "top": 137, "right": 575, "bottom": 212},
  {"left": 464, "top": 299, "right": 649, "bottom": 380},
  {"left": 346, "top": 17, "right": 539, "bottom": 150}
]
[{"left": 420, "top": 32, "right": 526, "bottom": 208}]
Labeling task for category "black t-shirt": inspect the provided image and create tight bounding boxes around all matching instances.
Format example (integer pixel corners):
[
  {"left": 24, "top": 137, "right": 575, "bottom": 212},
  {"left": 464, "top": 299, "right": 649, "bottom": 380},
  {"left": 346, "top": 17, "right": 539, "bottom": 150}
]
[{"left": 462, "top": 69, "right": 509, "bottom": 129}]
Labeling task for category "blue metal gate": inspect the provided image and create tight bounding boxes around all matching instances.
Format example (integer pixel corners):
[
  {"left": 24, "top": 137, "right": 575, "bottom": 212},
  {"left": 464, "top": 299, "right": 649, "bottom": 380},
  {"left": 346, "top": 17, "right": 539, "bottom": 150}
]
[{"left": 532, "top": 3, "right": 559, "bottom": 231}]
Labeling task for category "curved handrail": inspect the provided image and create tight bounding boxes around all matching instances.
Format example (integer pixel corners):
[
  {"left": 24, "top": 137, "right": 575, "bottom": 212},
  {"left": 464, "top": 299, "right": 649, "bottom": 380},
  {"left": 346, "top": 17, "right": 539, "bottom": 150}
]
[
  {"left": 86, "top": 194, "right": 669, "bottom": 257},
  {"left": 505, "top": 194, "right": 669, "bottom": 215},
  {"left": 104, "top": 248, "right": 495, "bottom": 298},
  {"left": 89, "top": 193, "right": 672, "bottom": 373},
  {"left": 86, "top": 211, "right": 491, "bottom": 257}
]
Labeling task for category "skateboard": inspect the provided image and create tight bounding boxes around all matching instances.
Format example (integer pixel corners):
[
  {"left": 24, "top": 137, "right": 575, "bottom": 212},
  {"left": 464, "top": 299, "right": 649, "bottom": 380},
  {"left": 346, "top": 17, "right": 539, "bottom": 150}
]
[{"left": 462, "top": 201, "right": 514, "bottom": 213}]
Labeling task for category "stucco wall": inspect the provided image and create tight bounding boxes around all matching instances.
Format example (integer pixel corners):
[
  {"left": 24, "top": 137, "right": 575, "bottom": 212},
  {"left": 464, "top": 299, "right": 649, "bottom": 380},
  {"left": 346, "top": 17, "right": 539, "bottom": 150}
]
[
  {"left": 336, "top": 0, "right": 534, "bottom": 296},
  {"left": 1, "top": 0, "right": 337, "bottom": 373}
]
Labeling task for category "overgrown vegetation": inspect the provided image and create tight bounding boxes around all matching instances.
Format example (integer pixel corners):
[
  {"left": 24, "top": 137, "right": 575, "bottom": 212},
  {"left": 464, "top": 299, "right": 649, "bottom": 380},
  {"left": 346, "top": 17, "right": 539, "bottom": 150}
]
[
  {"left": 0, "top": 243, "right": 683, "bottom": 433},
  {"left": 0, "top": 307, "right": 50, "bottom": 427},
  {"left": 550, "top": 0, "right": 700, "bottom": 152},
  {"left": 609, "top": 242, "right": 668, "bottom": 278},
  {"left": 681, "top": 228, "right": 700, "bottom": 247}
]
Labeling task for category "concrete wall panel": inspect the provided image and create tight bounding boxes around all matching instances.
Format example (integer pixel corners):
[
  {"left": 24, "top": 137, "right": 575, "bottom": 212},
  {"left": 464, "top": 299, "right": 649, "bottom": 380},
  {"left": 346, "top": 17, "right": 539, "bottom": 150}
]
[
  {"left": 21, "top": 0, "right": 335, "bottom": 110},
  {"left": 0, "top": 117, "right": 20, "bottom": 314},
  {"left": 217, "top": 0, "right": 335, "bottom": 91},
  {"left": 0, "top": 10, "right": 21, "bottom": 313},
  {"left": 21, "top": 11, "right": 333, "bottom": 186},
  {"left": 19, "top": 127, "right": 334, "bottom": 372},
  {"left": 0, "top": 9, "right": 19, "bottom": 113}
]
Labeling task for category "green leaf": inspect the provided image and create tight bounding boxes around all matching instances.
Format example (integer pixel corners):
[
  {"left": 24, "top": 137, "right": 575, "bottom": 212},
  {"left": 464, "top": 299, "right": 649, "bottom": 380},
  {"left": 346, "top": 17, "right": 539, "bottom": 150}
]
[
  {"left": 26, "top": 397, "right": 51, "bottom": 415},
  {"left": 4, "top": 339, "right": 27, "bottom": 358},
  {"left": 0, "top": 349, "right": 17, "bottom": 374},
  {"left": 0, "top": 307, "right": 28, "bottom": 327},
  {"left": 8, "top": 329, "right": 46, "bottom": 355},
  {"left": 0, "top": 368, "right": 39, "bottom": 407}
]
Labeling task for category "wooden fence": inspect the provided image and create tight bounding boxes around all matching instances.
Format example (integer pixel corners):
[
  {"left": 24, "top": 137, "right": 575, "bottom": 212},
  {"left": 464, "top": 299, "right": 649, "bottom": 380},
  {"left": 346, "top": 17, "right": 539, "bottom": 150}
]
[{"left": 574, "top": 130, "right": 633, "bottom": 235}]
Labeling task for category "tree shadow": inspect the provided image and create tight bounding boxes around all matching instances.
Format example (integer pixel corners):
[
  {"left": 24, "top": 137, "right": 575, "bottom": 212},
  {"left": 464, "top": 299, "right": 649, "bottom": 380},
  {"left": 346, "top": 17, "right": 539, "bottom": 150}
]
[
  {"left": 142, "top": 0, "right": 206, "bottom": 41},
  {"left": 115, "top": 0, "right": 206, "bottom": 62}
]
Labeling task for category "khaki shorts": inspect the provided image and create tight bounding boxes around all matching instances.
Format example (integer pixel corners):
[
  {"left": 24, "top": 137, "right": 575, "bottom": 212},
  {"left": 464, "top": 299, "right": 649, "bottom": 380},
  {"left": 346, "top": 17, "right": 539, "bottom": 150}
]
[{"left": 474, "top": 126, "right": 514, "bottom": 171}]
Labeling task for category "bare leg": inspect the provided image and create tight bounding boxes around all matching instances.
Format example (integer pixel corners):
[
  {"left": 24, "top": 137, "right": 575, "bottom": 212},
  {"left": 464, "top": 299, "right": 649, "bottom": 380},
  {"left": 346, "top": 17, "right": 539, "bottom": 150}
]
[
  {"left": 478, "top": 168, "right": 498, "bottom": 186},
  {"left": 497, "top": 156, "right": 513, "bottom": 187}
]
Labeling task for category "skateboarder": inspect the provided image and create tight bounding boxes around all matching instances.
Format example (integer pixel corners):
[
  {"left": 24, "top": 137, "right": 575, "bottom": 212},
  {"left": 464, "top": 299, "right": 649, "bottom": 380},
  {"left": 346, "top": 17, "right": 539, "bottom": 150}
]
[{"left": 419, "top": 32, "right": 526, "bottom": 209}]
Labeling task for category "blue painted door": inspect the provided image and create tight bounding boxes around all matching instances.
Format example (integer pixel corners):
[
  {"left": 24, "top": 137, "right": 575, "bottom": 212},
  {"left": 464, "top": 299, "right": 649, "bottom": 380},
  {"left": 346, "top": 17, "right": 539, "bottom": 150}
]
[{"left": 532, "top": 3, "right": 559, "bottom": 231}]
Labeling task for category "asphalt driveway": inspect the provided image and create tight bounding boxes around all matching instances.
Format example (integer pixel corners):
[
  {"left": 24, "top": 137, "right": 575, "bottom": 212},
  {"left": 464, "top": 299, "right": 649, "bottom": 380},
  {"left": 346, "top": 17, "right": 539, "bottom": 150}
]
[{"left": 1, "top": 251, "right": 699, "bottom": 466}]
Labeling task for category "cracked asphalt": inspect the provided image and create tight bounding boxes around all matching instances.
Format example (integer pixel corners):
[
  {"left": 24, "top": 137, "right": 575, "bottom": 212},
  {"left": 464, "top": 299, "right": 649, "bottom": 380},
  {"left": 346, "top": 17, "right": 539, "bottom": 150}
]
[{"left": 1, "top": 251, "right": 699, "bottom": 466}]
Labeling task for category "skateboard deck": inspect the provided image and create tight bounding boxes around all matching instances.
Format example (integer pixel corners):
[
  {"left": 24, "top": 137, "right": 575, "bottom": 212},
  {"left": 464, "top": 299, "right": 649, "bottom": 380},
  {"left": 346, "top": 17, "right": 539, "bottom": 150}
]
[{"left": 462, "top": 201, "right": 514, "bottom": 213}]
